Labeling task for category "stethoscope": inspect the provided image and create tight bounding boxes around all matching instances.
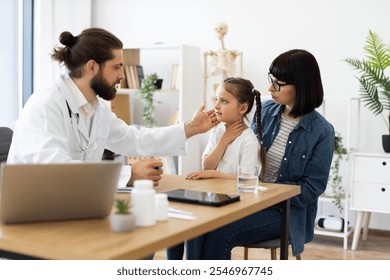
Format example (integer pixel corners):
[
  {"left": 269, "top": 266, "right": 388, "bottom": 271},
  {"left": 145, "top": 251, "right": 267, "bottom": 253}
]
[{"left": 66, "top": 101, "right": 95, "bottom": 156}]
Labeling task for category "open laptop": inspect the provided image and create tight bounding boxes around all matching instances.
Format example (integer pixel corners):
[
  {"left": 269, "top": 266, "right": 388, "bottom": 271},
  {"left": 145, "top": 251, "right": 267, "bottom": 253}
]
[{"left": 0, "top": 161, "right": 122, "bottom": 224}]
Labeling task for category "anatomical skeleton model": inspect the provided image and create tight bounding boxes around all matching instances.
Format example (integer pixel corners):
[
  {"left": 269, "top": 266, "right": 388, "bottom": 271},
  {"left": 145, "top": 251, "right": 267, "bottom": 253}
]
[{"left": 203, "top": 22, "right": 243, "bottom": 103}]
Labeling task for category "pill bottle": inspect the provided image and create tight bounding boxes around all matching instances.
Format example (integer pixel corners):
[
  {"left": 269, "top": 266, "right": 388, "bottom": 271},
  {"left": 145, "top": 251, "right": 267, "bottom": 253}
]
[
  {"left": 155, "top": 193, "right": 169, "bottom": 221},
  {"left": 132, "top": 179, "right": 156, "bottom": 227}
]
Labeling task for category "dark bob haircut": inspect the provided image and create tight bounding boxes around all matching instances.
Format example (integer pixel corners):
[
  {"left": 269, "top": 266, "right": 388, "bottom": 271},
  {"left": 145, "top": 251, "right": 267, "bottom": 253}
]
[{"left": 269, "top": 49, "right": 324, "bottom": 118}]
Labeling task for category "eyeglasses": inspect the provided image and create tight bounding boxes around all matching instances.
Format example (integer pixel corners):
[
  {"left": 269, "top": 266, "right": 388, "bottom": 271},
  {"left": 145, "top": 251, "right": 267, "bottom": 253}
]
[{"left": 268, "top": 73, "right": 294, "bottom": 92}]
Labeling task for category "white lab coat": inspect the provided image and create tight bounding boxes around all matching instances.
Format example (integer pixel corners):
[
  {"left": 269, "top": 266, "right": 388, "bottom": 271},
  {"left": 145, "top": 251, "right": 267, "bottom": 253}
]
[{"left": 8, "top": 74, "right": 187, "bottom": 164}]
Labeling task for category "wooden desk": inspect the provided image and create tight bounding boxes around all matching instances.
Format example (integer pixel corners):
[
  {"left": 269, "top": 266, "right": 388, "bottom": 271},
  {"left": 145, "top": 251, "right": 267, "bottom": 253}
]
[{"left": 0, "top": 175, "right": 300, "bottom": 260}]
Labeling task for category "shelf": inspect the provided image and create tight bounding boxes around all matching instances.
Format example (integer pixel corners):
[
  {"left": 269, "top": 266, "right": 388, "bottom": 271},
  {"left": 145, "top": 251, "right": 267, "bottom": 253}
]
[
  {"left": 314, "top": 227, "right": 354, "bottom": 238},
  {"left": 314, "top": 97, "right": 361, "bottom": 250},
  {"left": 316, "top": 195, "right": 353, "bottom": 249},
  {"left": 111, "top": 45, "right": 202, "bottom": 175},
  {"left": 117, "top": 90, "right": 180, "bottom": 128},
  {"left": 117, "top": 88, "right": 179, "bottom": 94},
  {"left": 318, "top": 194, "right": 349, "bottom": 203},
  {"left": 316, "top": 184, "right": 352, "bottom": 249}
]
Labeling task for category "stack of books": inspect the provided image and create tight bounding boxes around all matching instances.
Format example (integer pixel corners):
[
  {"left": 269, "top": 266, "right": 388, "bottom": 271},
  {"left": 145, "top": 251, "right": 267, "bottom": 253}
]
[{"left": 122, "top": 65, "right": 144, "bottom": 89}]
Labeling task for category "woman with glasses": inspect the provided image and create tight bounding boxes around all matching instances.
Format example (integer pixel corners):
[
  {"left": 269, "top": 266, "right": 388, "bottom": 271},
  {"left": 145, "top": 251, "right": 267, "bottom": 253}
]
[{"left": 185, "top": 49, "right": 334, "bottom": 259}]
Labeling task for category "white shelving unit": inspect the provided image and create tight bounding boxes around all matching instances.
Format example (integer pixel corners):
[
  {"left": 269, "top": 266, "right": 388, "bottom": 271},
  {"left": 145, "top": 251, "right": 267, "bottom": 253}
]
[
  {"left": 111, "top": 45, "right": 202, "bottom": 175},
  {"left": 315, "top": 196, "right": 354, "bottom": 249},
  {"left": 314, "top": 97, "right": 360, "bottom": 249}
]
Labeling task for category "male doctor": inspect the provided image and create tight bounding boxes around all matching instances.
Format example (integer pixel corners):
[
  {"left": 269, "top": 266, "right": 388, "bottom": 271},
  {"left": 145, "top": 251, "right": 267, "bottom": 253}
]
[{"left": 8, "top": 28, "right": 218, "bottom": 186}]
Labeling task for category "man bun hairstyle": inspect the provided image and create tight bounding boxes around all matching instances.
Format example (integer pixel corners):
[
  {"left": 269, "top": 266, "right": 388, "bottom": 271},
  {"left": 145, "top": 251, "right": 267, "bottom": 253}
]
[
  {"left": 51, "top": 28, "right": 123, "bottom": 78},
  {"left": 59, "top": 31, "right": 78, "bottom": 48}
]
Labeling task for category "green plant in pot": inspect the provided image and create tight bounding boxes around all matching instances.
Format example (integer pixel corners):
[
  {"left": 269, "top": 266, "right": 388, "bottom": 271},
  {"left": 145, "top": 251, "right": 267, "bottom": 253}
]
[
  {"left": 114, "top": 199, "right": 130, "bottom": 214},
  {"left": 345, "top": 30, "right": 390, "bottom": 152},
  {"left": 109, "top": 199, "right": 135, "bottom": 233},
  {"left": 138, "top": 73, "right": 161, "bottom": 127}
]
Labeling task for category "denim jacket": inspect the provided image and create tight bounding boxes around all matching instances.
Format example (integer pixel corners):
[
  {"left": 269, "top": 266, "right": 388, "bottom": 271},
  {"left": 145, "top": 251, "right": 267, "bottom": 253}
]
[{"left": 251, "top": 99, "right": 334, "bottom": 256}]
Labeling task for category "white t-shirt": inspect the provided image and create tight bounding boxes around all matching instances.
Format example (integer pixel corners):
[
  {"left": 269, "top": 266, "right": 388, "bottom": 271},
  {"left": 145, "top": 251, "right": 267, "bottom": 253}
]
[{"left": 203, "top": 123, "right": 261, "bottom": 174}]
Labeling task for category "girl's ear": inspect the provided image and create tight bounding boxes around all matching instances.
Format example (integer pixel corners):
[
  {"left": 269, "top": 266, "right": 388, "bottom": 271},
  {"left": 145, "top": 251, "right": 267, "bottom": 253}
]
[{"left": 239, "top": 103, "right": 248, "bottom": 115}]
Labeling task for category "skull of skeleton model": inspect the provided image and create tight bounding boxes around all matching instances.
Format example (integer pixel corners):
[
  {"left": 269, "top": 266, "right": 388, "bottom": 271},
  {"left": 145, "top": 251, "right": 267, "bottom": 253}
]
[{"left": 215, "top": 22, "right": 228, "bottom": 41}]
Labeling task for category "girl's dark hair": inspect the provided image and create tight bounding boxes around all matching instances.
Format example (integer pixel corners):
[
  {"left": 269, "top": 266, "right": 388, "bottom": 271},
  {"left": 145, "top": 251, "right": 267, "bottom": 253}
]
[
  {"left": 223, "top": 77, "right": 266, "bottom": 176},
  {"left": 51, "top": 28, "right": 123, "bottom": 78},
  {"left": 269, "top": 49, "right": 324, "bottom": 118}
]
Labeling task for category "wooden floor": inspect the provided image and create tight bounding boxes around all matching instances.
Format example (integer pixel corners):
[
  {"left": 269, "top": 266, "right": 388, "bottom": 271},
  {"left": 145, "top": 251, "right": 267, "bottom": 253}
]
[{"left": 154, "top": 229, "right": 390, "bottom": 260}]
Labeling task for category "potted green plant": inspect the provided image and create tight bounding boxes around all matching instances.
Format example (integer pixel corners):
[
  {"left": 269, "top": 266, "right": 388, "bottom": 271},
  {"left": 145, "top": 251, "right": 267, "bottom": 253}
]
[
  {"left": 345, "top": 30, "right": 390, "bottom": 152},
  {"left": 138, "top": 73, "right": 162, "bottom": 127},
  {"left": 329, "top": 133, "right": 348, "bottom": 212},
  {"left": 109, "top": 199, "right": 135, "bottom": 233}
]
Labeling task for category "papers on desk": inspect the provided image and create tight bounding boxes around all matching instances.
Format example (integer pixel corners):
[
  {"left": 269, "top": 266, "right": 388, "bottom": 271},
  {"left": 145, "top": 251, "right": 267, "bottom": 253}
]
[
  {"left": 116, "top": 165, "right": 133, "bottom": 193},
  {"left": 168, "top": 207, "right": 196, "bottom": 220},
  {"left": 168, "top": 212, "right": 196, "bottom": 220},
  {"left": 257, "top": 186, "right": 269, "bottom": 191}
]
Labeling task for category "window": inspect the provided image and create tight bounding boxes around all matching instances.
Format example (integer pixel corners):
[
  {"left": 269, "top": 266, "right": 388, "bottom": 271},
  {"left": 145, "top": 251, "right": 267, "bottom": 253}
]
[{"left": 0, "top": 0, "right": 33, "bottom": 127}]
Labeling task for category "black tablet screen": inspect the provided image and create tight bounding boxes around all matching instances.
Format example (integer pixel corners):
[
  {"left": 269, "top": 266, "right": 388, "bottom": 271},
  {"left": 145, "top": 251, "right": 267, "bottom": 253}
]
[{"left": 164, "top": 189, "right": 240, "bottom": 207}]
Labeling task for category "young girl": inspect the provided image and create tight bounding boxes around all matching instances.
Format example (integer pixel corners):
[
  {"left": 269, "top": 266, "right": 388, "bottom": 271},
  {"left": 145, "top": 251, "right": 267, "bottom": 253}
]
[
  {"left": 167, "top": 77, "right": 265, "bottom": 259},
  {"left": 186, "top": 77, "right": 265, "bottom": 180}
]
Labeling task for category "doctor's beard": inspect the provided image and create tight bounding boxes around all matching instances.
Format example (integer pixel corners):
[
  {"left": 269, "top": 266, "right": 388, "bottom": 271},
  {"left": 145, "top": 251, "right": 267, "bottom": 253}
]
[{"left": 90, "top": 71, "right": 117, "bottom": 101}]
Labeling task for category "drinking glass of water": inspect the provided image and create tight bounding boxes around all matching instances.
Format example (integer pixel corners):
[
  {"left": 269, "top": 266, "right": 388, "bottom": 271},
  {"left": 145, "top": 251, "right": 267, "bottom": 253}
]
[{"left": 237, "top": 165, "right": 260, "bottom": 192}]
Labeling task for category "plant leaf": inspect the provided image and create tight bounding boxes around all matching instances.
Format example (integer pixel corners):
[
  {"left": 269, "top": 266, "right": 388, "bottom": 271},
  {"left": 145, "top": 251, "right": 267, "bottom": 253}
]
[
  {"left": 359, "top": 76, "right": 383, "bottom": 115},
  {"left": 345, "top": 30, "right": 390, "bottom": 127},
  {"left": 364, "top": 30, "right": 389, "bottom": 70}
]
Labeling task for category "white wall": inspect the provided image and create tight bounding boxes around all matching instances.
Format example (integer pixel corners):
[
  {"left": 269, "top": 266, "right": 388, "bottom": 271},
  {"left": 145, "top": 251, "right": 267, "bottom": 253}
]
[
  {"left": 32, "top": 0, "right": 390, "bottom": 231},
  {"left": 34, "top": 0, "right": 92, "bottom": 89},
  {"left": 0, "top": 0, "right": 19, "bottom": 128}
]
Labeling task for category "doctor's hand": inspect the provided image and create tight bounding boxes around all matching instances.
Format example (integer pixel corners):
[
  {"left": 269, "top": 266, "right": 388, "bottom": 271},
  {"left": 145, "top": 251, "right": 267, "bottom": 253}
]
[
  {"left": 184, "top": 104, "right": 219, "bottom": 139},
  {"left": 128, "top": 158, "right": 163, "bottom": 187}
]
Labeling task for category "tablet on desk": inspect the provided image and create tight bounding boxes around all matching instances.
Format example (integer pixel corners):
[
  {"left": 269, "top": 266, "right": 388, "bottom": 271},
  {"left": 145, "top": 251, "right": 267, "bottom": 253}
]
[{"left": 164, "top": 189, "right": 240, "bottom": 207}]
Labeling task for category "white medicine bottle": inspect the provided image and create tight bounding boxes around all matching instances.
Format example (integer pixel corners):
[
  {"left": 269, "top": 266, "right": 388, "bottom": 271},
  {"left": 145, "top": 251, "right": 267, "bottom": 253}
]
[
  {"left": 132, "top": 179, "right": 156, "bottom": 227},
  {"left": 155, "top": 193, "right": 169, "bottom": 222}
]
